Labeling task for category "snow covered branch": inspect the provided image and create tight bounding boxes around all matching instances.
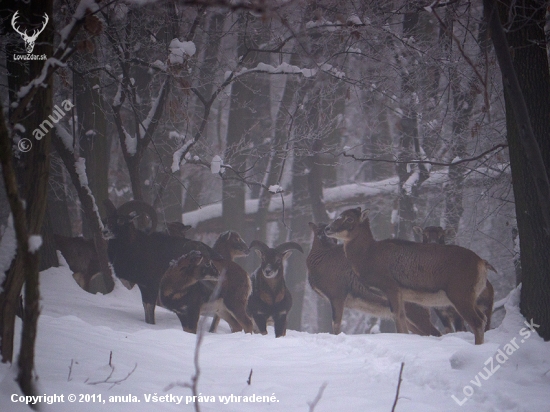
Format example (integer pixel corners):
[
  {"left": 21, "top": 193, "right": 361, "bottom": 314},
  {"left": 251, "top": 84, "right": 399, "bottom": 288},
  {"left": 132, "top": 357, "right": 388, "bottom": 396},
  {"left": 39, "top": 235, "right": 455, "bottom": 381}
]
[
  {"left": 139, "top": 79, "right": 170, "bottom": 143},
  {"left": 113, "top": 79, "right": 170, "bottom": 161}
]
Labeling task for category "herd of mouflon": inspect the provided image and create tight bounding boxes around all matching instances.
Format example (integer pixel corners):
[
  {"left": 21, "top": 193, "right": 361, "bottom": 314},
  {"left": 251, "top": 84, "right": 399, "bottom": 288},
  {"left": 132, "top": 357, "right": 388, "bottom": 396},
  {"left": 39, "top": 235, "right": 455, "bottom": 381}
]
[{"left": 54, "top": 201, "right": 495, "bottom": 345}]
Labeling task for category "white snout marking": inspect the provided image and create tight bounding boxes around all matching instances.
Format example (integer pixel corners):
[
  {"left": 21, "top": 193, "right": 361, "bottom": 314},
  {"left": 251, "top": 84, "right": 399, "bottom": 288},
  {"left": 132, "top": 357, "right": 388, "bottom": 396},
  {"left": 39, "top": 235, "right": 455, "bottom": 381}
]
[{"left": 263, "top": 270, "right": 277, "bottom": 279}]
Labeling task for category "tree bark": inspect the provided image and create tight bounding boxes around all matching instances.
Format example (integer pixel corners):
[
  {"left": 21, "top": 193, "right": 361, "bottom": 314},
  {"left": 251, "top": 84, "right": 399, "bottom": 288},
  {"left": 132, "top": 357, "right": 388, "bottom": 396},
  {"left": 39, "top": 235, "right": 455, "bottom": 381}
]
[
  {"left": 222, "top": 13, "right": 263, "bottom": 234},
  {"left": 0, "top": 104, "right": 42, "bottom": 402},
  {"left": 489, "top": 0, "right": 550, "bottom": 340},
  {"left": 286, "top": 80, "right": 328, "bottom": 331},
  {"left": 180, "top": 11, "right": 223, "bottom": 215},
  {"left": 38, "top": 206, "right": 59, "bottom": 270},
  {"left": 286, "top": 144, "right": 310, "bottom": 331},
  {"left": 0, "top": 1, "right": 53, "bottom": 401},
  {"left": 395, "top": 9, "right": 430, "bottom": 240},
  {"left": 112, "top": 78, "right": 169, "bottom": 204},
  {"left": 308, "top": 139, "right": 332, "bottom": 333},
  {"left": 75, "top": 46, "right": 109, "bottom": 235},
  {"left": 442, "top": 10, "right": 489, "bottom": 243},
  {"left": 51, "top": 129, "right": 115, "bottom": 295},
  {"left": 255, "top": 51, "right": 300, "bottom": 242},
  {"left": 47, "top": 166, "right": 73, "bottom": 237}
]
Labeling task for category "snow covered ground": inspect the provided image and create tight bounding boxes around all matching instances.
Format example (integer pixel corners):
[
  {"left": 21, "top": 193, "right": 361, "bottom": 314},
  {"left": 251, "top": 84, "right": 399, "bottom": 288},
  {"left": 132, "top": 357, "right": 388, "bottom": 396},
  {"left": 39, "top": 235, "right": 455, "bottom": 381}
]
[{"left": 1, "top": 264, "right": 549, "bottom": 411}]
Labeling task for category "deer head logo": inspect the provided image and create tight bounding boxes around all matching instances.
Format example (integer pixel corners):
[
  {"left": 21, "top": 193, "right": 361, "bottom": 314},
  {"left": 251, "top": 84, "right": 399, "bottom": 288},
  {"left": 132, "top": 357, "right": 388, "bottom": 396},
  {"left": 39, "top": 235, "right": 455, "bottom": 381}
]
[{"left": 12, "top": 11, "right": 49, "bottom": 54}]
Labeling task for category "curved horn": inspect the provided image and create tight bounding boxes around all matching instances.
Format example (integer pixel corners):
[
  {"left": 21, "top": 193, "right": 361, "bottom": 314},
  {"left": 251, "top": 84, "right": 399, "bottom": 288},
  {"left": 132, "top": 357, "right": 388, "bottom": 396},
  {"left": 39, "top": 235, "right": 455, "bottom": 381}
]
[
  {"left": 183, "top": 250, "right": 203, "bottom": 260},
  {"left": 181, "top": 241, "right": 224, "bottom": 262},
  {"left": 116, "top": 200, "right": 158, "bottom": 232},
  {"left": 275, "top": 242, "right": 304, "bottom": 254},
  {"left": 249, "top": 240, "right": 270, "bottom": 255},
  {"left": 166, "top": 221, "right": 192, "bottom": 237}
]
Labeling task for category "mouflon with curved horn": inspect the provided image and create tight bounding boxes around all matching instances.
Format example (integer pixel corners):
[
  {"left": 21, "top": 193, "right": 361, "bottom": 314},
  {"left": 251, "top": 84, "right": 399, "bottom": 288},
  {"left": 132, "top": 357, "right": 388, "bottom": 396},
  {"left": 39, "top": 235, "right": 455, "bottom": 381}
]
[
  {"left": 247, "top": 240, "right": 303, "bottom": 337},
  {"left": 103, "top": 199, "right": 221, "bottom": 325}
]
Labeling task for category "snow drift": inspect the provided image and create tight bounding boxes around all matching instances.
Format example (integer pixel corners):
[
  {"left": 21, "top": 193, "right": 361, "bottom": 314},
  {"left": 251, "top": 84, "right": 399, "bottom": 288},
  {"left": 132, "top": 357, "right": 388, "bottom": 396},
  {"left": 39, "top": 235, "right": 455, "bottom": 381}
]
[{"left": 0, "top": 264, "right": 548, "bottom": 411}]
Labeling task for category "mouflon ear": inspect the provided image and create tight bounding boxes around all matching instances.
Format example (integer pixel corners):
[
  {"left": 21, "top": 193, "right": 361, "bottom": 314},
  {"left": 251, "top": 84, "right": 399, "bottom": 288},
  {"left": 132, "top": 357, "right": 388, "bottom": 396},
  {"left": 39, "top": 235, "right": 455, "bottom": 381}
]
[
  {"left": 360, "top": 209, "right": 370, "bottom": 223},
  {"left": 282, "top": 250, "right": 293, "bottom": 261}
]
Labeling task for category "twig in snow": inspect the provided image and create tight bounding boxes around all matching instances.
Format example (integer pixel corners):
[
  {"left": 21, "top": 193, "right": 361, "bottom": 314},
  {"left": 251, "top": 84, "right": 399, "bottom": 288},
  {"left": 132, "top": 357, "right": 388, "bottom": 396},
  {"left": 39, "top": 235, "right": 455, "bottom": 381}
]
[
  {"left": 307, "top": 382, "right": 328, "bottom": 412},
  {"left": 106, "top": 364, "right": 137, "bottom": 389},
  {"left": 391, "top": 362, "right": 405, "bottom": 412},
  {"left": 85, "top": 352, "right": 137, "bottom": 389},
  {"left": 247, "top": 369, "right": 253, "bottom": 385},
  {"left": 85, "top": 365, "right": 113, "bottom": 385},
  {"left": 86, "top": 363, "right": 138, "bottom": 389},
  {"left": 67, "top": 359, "right": 75, "bottom": 382}
]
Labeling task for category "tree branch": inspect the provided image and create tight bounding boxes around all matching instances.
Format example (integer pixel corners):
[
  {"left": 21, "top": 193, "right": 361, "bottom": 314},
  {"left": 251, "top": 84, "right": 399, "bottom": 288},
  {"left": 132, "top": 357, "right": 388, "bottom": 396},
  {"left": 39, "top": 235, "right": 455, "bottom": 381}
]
[
  {"left": 307, "top": 382, "right": 328, "bottom": 412},
  {"left": 342, "top": 143, "right": 508, "bottom": 167},
  {"left": 391, "top": 362, "right": 405, "bottom": 412}
]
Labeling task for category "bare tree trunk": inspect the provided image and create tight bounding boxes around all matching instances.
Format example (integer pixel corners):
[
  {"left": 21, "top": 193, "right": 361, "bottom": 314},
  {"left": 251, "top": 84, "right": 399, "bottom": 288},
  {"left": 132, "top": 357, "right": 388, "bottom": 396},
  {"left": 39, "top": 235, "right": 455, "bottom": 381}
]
[
  {"left": 286, "top": 145, "right": 310, "bottom": 331},
  {"left": 39, "top": 207, "right": 59, "bottom": 270},
  {"left": 255, "top": 52, "right": 300, "bottom": 242},
  {"left": 52, "top": 128, "right": 115, "bottom": 294},
  {"left": 108, "top": 8, "right": 171, "bottom": 205},
  {"left": 308, "top": 139, "right": 332, "bottom": 333},
  {"left": 395, "top": 9, "right": 430, "bottom": 240},
  {"left": 222, "top": 84, "right": 250, "bottom": 233},
  {"left": 442, "top": 9, "right": 489, "bottom": 243},
  {"left": 181, "top": 10, "right": 225, "bottom": 215},
  {"left": 286, "top": 81, "right": 324, "bottom": 331},
  {"left": 112, "top": 77, "right": 169, "bottom": 204},
  {"left": 75, "top": 46, "right": 109, "bottom": 235},
  {"left": 47, "top": 166, "right": 73, "bottom": 237},
  {"left": 0, "top": 1, "right": 53, "bottom": 401},
  {"left": 0, "top": 107, "right": 41, "bottom": 401},
  {"left": 222, "top": 13, "right": 264, "bottom": 233},
  {"left": 489, "top": 0, "right": 550, "bottom": 340}
]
